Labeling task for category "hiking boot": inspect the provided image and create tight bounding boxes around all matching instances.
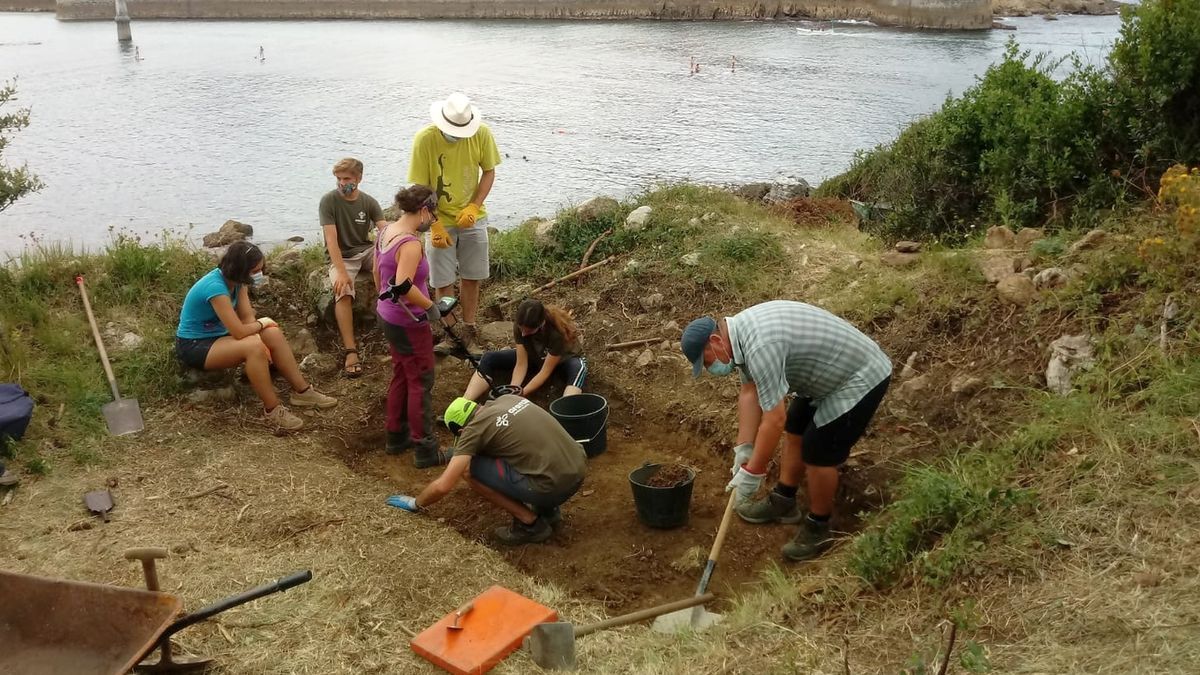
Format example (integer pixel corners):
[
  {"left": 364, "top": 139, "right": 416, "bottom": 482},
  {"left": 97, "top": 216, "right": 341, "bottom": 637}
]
[
  {"left": 535, "top": 506, "right": 563, "bottom": 529},
  {"left": 264, "top": 404, "right": 304, "bottom": 431},
  {"left": 462, "top": 323, "right": 479, "bottom": 350},
  {"left": 433, "top": 331, "right": 459, "bottom": 357},
  {"left": 736, "top": 492, "right": 805, "bottom": 525},
  {"left": 494, "top": 517, "right": 553, "bottom": 545},
  {"left": 413, "top": 439, "right": 452, "bottom": 469},
  {"left": 290, "top": 386, "right": 337, "bottom": 409},
  {"left": 386, "top": 430, "right": 413, "bottom": 455},
  {"left": 781, "top": 517, "right": 834, "bottom": 562}
]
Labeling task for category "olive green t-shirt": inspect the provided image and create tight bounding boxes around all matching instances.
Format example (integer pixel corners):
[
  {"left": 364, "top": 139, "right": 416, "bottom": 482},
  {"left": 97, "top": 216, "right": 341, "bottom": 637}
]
[
  {"left": 319, "top": 190, "right": 384, "bottom": 259},
  {"left": 452, "top": 395, "right": 586, "bottom": 493},
  {"left": 514, "top": 322, "right": 581, "bottom": 360}
]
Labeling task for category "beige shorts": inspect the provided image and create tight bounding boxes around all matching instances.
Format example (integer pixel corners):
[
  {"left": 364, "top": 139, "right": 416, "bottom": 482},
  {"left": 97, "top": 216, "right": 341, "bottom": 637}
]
[
  {"left": 329, "top": 248, "right": 374, "bottom": 300},
  {"left": 427, "top": 218, "right": 490, "bottom": 289}
]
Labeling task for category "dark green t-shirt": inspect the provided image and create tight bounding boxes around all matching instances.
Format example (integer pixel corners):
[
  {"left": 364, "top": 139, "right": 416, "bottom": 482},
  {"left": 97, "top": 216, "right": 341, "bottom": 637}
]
[
  {"left": 514, "top": 322, "right": 581, "bottom": 360},
  {"left": 319, "top": 190, "right": 384, "bottom": 259},
  {"left": 453, "top": 395, "right": 586, "bottom": 493}
]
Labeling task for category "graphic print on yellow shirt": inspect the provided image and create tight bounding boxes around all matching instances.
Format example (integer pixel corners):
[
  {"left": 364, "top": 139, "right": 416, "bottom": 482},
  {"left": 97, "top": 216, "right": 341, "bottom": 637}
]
[{"left": 408, "top": 124, "right": 502, "bottom": 223}]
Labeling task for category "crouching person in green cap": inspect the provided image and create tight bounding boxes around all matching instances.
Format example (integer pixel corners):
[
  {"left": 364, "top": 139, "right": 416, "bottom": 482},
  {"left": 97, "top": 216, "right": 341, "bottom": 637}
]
[{"left": 385, "top": 394, "right": 587, "bottom": 545}]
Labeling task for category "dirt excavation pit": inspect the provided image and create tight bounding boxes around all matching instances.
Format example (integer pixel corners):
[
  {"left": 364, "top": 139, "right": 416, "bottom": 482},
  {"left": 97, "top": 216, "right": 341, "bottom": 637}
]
[{"left": 326, "top": 365, "right": 891, "bottom": 615}]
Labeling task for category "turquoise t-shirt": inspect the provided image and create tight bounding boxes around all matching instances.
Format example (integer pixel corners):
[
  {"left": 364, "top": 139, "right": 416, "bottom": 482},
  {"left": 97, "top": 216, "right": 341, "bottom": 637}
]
[{"left": 177, "top": 268, "right": 238, "bottom": 339}]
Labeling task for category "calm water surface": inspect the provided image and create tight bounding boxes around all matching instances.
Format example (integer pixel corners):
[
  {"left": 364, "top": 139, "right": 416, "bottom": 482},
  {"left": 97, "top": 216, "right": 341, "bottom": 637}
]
[{"left": 0, "top": 13, "right": 1121, "bottom": 250}]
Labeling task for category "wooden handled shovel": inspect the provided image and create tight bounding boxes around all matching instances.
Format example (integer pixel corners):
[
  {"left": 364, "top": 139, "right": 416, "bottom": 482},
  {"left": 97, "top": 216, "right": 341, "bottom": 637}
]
[
  {"left": 77, "top": 275, "right": 144, "bottom": 436},
  {"left": 652, "top": 490, "right": 738, "bottom": 633}
]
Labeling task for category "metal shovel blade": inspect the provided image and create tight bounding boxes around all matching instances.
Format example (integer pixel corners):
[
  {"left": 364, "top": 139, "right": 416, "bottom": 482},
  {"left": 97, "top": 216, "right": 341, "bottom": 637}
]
[
  {"left": 103, "top": 398, "right": 144, "bottom": 436},
  {"left": 527, "top": 622, "right": 577, "bottom": 670},
  {"left": 650, "top": 605, "right": 724, "bottom": 634},
  {"left": 84, "top": 489, "right": 115, "bottom": 522}
]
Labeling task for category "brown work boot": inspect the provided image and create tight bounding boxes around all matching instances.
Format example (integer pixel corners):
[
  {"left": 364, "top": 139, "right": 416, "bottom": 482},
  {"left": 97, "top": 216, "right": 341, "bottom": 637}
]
[
  {"left": 494, "top": 517, "right": 553, "bottom": 545},
  {"left": 264, "top": 404, "right": 304, "bottom": 431}
]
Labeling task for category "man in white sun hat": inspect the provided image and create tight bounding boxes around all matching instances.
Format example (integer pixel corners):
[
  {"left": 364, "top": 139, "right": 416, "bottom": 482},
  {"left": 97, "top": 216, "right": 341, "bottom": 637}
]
[{"left": 409, "top": 92, "right": 502, "bottom": 355}]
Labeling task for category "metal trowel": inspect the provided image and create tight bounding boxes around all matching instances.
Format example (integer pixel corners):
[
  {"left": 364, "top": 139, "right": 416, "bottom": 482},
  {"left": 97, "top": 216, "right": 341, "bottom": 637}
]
[{"left": 84, "top": 489, "right": 115, "bottom": 522}]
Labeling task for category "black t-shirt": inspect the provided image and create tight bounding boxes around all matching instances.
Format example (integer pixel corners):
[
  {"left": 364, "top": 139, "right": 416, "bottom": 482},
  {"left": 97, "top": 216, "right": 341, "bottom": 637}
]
[{"left": 514, "top": 321, "right": 580, "bottom": 360}]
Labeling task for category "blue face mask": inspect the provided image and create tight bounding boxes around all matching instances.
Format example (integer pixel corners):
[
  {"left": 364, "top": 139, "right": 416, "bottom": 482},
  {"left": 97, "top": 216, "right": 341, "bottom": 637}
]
[
  {"left": 707, "top": 359, "right": 735, "bottom": 377},
  {"left": 441, "top": 131, "right": 460, "bottom": 144},
  {"left": 251, "top": 271, "right": 265, "bottom": 286},
  {"left": 339, "top": 182, "right": 357, "bottom": 196}
]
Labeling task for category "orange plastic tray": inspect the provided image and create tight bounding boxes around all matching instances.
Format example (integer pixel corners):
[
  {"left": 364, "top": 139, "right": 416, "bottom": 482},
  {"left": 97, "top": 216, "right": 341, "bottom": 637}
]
[{"left": 411, "top": 585, "right": 556, "bottom": 675}]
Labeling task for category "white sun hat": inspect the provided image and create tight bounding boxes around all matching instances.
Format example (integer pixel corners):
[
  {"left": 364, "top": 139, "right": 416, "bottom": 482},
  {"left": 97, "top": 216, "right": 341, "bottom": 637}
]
[{"left": 430, "top": 92, "right": 482, "bottom": 139}]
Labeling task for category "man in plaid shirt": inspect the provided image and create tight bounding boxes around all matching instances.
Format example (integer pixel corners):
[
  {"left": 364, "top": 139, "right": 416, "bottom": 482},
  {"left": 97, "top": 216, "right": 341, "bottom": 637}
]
[{"left": 681, "top": 300, "right": 892, "bottom": 561}]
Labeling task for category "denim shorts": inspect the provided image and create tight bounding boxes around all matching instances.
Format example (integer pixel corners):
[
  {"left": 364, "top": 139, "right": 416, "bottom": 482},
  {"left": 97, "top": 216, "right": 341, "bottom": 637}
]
[
  {"left": 175, "top": 336, "right": 220, "bottom": 370},
  {"left": 468, "top": 455, "right": 583, "bottom": 510}
]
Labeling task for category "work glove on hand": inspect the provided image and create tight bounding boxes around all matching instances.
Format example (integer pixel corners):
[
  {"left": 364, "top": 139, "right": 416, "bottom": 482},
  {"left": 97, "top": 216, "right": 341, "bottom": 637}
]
[
  {"left": 385, "top": 494, "right": 420, "bottom": 513},
  {"left": 731, "top": 443, "right": 754, "bottom": 477},
  {"left": 455, "top": 203, "right": 481, "bottom": 228},
  {"left": 423, "top": 301, "right": 442, "bottom": 324},
  {"left": 430, "top": 219, "right": 452, "bottom": 249},
  {"left": 725, "top": 465, "right": 765, "bottom": 503}
]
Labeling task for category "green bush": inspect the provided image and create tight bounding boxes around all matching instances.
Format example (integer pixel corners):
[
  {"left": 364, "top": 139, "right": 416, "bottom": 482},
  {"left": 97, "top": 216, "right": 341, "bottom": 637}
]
[{"left": 818, "top": 0, "right": 1200, "bottom": 242}]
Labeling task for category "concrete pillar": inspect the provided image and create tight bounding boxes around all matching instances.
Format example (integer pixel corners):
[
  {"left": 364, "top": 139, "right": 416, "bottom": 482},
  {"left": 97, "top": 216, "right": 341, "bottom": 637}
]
[{"left": 115, "top": 0, "right": 131, "bottom": 42}]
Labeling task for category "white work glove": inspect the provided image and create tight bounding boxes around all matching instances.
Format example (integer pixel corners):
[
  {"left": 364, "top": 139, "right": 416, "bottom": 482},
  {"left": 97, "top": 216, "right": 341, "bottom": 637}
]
[
  {"left": 725, "top": 465, "right": 765, "bottom": 503},
  {"left": 731, "top": 443, "right": 754, "bottom": 476}
]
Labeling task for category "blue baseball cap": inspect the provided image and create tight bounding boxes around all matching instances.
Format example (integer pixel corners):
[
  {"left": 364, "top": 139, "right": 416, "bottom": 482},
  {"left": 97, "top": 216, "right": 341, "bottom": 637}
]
[{"left": 681, "top": 317, "right": 717, "bottom": 377}]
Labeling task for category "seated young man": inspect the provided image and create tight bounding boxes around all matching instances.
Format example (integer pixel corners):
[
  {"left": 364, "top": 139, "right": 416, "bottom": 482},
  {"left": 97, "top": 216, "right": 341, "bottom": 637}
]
[{"left": 386, "top": 395, "right": 586, "bottom": 545}]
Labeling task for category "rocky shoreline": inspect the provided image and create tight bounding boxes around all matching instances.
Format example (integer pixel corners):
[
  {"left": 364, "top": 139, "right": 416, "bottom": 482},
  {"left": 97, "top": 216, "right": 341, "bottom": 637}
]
[{"left": 992, "top": 0, "right": 1119, "bottom": 16}]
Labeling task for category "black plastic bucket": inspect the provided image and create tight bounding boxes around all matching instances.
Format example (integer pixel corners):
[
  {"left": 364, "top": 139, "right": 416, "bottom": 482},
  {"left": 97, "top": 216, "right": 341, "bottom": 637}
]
[
  {"left": 549, "top": 393, "right": 609, "bottom": 458},
  {"left": 629, "top": 463, "right": 696, "bottom": 529}
]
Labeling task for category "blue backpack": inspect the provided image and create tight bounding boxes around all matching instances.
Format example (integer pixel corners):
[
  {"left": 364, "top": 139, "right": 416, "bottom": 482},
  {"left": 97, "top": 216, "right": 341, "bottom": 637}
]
[{"left": 0, "top": 383, "right": 34, "bottom": 452}]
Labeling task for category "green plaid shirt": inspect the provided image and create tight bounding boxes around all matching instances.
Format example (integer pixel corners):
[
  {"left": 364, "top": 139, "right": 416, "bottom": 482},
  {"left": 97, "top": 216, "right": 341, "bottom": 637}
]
[{"left": 727, "top": 301, "right": 891, "bottom": 427}]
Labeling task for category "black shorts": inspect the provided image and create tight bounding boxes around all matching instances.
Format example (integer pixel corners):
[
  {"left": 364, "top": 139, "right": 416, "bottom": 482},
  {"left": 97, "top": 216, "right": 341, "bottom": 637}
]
[
  {"left": 477, "top": 349, "right": 587, "bottom": 390},
  {"left": 468, "top": 455, "right": 584, "bottom": 510},
  {"left": 175, "top": 336, "right": 221, "bottom": 370},
  {"left": 785, "top": 376, "right": 890, "bottom": 467}
]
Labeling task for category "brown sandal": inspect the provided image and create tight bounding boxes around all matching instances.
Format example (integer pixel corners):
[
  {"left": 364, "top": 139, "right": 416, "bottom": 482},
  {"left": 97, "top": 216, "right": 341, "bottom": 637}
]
[{"left": 342, "top": 347, "right": 363, "bottom": 378}]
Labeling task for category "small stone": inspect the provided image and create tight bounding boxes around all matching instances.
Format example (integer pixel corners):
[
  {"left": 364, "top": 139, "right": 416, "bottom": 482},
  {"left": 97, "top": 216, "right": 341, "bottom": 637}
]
[
  {"left": 1015, "top": 228, "right": 1044, "bottom": 249},
  {"left": 1034, "top": 267, "right": 1070, "bottom": 290},
  {"left": 634, "top": 349, "right": 655, "bottom": 369},
  {"left": 211, "top": 386, "right": 237, "bottom": 402},
  {"left": 1015, "top": 255, "right": 1035, "bottom": 272},
  {"left": 894, "top": 240, "right": 922, "bottom": 253},
  {"left": 950, "top": 374, "right": 986, "bottom": 398},
  {"left": 118, "top": 332, "right": 144, "bottom": 351},
  {"left": 680, "top": 252, "right": 702, "bottom": 267},
  {"left": 688, "top": 217, "right": 701, "bottom": 227},
  {"left": 896, "top": 374, "right": 932, "bottom": 401},
  {"left": 273, "top": 247, "right": 302, "bottom": 268},
  {"left": 187, "top": 390, "right": 212, "bottom": 404},
  {"left": 661, "top": 320, "right": 679, "bottom": 333},
  {"left": 289, "top": 329, "right": 318, "bottom": 357},
  {"left": 1068, "top": 228, "right": 1107, "bottom": 254},
  {"left": 880, "top": 251, "right": 920, "bottom": 268},
  {"left": 701, "top": 212, "right": 716, "bottom": 223},
  {"left": 532, "top": 218, "right": 557, "bottom": 247},
  {"left": 624, "top": 259, "right": 643, "bottom": 274},
  {"left": 576, "top": 196, "right": 620, "bottom": 222},
  {"left": 300, "top": 352, "right": 334, "bottom": 373},
  {"left": 640, "top": 293, "right": 664, "bottom": 312},
  {"left": 306, "top": 313, "right": 318, "bottom": 327},
  {"left": 978, "top": 254, "right": 1017, "bottom": 284},
  {"left": 658, "top": 340, "right": 670, "bottom": 350},
  {"left": 997, "top": 274, "right": 1037, "bottom": 305},
  {"left": 900, "top": 351, "right": 919, "bottom": 380},
  {"left": 983, "top": 225, "right": 1016, "bottom": 249},
  {"left": 625, "top": 205, "right": 653, "bottom": 231}
]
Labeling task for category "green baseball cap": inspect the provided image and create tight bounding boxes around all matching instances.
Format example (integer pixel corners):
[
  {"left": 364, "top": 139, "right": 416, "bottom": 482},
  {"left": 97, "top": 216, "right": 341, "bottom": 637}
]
[{"left": 443, "top": 397, "right": 479, "bottom": 436}]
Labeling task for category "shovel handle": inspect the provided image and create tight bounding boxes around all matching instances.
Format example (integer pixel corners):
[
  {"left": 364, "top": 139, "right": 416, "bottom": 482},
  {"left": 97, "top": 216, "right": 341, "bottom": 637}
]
[
  {"left": 76, "top": 275, "right": 121, "bottom": 401},
  {"left": 695, "top": 491, "right": 738, "bottom": 596},
  {"left": 574, "top": 592, "right": 715, "bottom": 638},
  {"left": 159, "top": 570, "right": 313, "bottom": 640}
]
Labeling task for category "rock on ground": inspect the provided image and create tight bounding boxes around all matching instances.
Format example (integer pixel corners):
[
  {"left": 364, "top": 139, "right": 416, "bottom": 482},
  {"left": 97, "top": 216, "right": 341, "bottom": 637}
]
[
  {"left": 951, "top": 374, "right": 986, "bottom": 398},
  {"left": 978, "top": 252, "right": 1018, "bottom": 284},
  {"left": 289, "top": 328, "right": 318, "bottom": 357},
  {"left": 1068, "top": 228, "right": 1107, "bottom": 254},
  {"left": 764, "top": 178, "right": 812, "bottom": 204},
  {"left": 1034, "top": 267, "right": 1070, "bottom": 290},
  {"left": 634, "top": 349, "right": 655, "bottom": 369},
  {"left": 576, "top": 196, "right": 621, "bottom": 223},
  {"left": 997, "top": 274, "right": 1037, "bottom": 305},
  {"left": 984, "top": 225, "right": 1016, "bottom": 249},
  {"left": 895, "top": 240, "right": 922, "bottom": 253},
  {"left": 1015, "top": 228, "right": 1045, "bottom": 249},
  {"left": 479, "top": 321, "right": 514, "bottom": 347},
  {"left": 880, "top": 251, "right": 920, "bottom": 268},
  {"left": 640, "top": 293, "right": 664, "bottom": 313},
  {"left": 625, "top": 205, "right": 652, "bottom": 231},
  {"left": 680, "top": 252, "right": 702, "bottom": 267},
  {"left": 300, "top": 352, "right": 334, "bottom": 374},
  {"left": 1045, "top": 334, "right": 1095, "bottom": 395},
  {"left": 202, "top": 219, "right": 253, "bottom": 248}
]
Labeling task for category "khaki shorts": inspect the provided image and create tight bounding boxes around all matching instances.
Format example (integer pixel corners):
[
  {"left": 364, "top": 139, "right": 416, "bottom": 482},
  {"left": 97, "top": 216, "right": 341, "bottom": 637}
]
[
  {"left": 329, "top": 247, "right": 374, "bottom": 300},
  {"left": 427, "top": 218, "right": 490, "bottom": 289}
]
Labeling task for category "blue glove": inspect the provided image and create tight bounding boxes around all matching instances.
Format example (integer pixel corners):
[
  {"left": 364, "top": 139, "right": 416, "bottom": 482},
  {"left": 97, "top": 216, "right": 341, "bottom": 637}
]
[{"left": 386, "top": 494, "right": 420, "bottom": 512}]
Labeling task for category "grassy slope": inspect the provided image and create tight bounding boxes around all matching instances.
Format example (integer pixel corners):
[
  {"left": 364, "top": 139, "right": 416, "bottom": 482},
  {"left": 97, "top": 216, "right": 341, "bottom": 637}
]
[{"left": 2, "top": 184, "right": 1198, "bottom": 672}]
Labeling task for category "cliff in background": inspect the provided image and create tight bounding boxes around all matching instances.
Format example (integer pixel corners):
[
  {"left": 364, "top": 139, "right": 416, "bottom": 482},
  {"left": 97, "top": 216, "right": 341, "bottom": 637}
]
[{"left": 52, "top": 0, "right": 994, "bottom": 30}]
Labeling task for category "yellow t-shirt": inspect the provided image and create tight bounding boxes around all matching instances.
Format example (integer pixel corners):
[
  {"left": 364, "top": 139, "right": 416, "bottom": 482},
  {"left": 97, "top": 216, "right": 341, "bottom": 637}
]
[{"left": 407, "top": 124, "right": 502, "bottom": 223}]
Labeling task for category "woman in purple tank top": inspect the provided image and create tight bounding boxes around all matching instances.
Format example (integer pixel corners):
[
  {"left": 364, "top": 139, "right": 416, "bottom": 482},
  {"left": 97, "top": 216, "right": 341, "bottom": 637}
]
[{"left": 374, "top": 185, "right": 450, "bottom": 469}]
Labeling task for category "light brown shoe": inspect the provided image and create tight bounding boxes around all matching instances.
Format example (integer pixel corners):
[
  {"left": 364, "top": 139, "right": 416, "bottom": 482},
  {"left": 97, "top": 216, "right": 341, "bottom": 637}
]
[
  {"left": 265, "top": 404, "right": 304, "bottom": 431},
  {"left": 290, "top": 386, "right": 337, "bottom": 409}
]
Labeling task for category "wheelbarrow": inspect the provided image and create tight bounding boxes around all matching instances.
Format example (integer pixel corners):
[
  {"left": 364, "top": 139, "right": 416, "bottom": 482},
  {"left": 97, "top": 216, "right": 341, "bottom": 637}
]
[{"left": 0, "top": 551, "right": 312, "bottom": 675}]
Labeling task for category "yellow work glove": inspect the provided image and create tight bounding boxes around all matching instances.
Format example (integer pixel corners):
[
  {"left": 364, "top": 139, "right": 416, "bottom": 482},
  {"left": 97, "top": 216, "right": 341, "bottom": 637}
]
[
  {"left": 456, "top": 203, "right": 481, "bottom": 228},
  {"left": 430, "top": 218, "right": 452, "bottom": 249}
]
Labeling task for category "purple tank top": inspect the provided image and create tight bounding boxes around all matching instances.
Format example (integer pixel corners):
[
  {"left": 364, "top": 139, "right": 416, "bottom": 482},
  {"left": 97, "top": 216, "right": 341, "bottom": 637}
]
[{"left": 376, "top": 233, "right": 430, "bottom": 327}]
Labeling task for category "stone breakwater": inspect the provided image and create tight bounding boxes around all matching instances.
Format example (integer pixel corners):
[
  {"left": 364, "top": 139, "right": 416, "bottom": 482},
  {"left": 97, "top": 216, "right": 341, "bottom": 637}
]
[{"left": 53, "top": 0, "right": 994, "bottom": 30}]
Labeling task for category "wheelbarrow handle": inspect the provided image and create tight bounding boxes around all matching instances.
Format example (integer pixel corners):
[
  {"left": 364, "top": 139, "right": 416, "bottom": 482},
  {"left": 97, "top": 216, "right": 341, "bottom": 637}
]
[{"left": 159, "top": 570, "right": 312, "bottom": 640}]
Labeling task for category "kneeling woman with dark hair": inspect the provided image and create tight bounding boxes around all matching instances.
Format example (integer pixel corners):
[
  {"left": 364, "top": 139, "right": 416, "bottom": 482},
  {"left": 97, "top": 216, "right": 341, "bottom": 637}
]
[
  {"left": 175, "top": 241, "right": 337, "bottom": 431},
  {"left": 461, "top": 298, "right": 587, "bottom": 402}
]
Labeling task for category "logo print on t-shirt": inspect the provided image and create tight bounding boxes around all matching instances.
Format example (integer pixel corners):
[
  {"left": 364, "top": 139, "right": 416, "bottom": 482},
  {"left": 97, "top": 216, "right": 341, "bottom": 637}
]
[
  {"left": 356, "top": 211, "right": 366, "bottom": 223},
  {"left": 495, "top": 414, "right": 510, "bottom": 428}
]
